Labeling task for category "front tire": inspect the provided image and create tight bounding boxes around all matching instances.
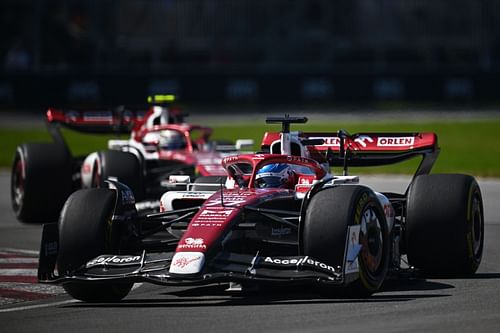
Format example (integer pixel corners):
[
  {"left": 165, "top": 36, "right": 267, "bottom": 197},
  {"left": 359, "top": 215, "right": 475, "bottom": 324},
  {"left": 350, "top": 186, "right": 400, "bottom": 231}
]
[
  {"left": 301, "top": 185, "right": 390, "bottom": 297},
  {"left": 57, "top": 188, "right": 133, "bottom": 302},
  {"left": 406, "top": 174, "right": 484, "bottom": 276}
]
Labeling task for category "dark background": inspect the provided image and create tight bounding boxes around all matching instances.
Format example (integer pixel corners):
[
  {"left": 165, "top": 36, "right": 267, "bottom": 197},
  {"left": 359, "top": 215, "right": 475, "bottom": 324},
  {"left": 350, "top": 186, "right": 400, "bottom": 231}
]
[{"left": 1, "top": 0, "right": 500, "bottom": 108}]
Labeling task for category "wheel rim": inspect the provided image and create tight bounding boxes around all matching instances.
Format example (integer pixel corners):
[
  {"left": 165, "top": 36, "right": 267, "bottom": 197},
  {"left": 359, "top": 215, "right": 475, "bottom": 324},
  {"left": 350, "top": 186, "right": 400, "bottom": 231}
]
[
  {"left": 471, "top": 193, "right": 483, "bottom": 258},
  {"left": 359, "top": 205, "right": 384, "bottom": 276},
  {"left": 12, "top": 158, "right": 25, "bottom": 210}
]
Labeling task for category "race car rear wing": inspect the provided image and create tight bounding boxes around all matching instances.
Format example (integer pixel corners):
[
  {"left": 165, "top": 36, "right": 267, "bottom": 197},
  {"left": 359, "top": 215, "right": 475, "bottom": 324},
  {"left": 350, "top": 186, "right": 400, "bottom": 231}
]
[
  {"left": 46, "top": 107, "right": 146, "bottom": 134},
  {"left": 261, "top": 130, "right": 440, "bottom": 177}
]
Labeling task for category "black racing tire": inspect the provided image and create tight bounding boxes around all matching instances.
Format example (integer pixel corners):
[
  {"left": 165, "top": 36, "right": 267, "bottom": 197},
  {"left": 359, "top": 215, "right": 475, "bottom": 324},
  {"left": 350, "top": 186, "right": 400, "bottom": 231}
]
[
  {"left": 11, "top": 143, "right": 73, "bottom": 223},
  {"left": 57, "top": 188, "right": 133, "bottom": 302},
  {"left": 301, "top": 185, "right": 390, "bottom": 297},
  {"left": 406, "top": 174, "right": 484, "bottom": 277},
  {"left": 191, "top": 176, "right": 227, "bottom": 191},
  {"left": 94, "top": 150, "right": 145, "bottom": 201}
]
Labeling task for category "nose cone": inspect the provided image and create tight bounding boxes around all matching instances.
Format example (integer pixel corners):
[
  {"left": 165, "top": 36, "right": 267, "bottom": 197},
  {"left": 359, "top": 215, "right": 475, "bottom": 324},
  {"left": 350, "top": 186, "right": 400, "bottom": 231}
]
[{"left": 169, "top": 252, "right": 205, "bottom": 275}]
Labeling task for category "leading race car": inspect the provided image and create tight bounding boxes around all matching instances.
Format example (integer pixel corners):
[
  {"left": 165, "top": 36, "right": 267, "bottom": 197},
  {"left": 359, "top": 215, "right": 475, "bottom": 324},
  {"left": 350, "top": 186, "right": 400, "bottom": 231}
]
[
  {"left": 38, "top": 115, "right": 484, "bottom": 301},
  {"left": 11, "top": 96, "right": 253, "bottom": 223}
]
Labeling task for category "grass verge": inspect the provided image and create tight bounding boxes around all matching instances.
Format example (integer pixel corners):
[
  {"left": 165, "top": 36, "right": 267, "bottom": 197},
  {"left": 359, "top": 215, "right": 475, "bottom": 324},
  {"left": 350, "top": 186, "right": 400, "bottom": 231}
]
[{"left": 1, "top": 119, "right": 499, "bottom": 177}]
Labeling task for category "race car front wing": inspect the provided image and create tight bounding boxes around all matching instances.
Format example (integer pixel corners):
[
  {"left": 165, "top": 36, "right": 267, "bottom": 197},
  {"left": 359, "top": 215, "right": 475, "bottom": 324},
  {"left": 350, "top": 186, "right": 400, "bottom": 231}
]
[{"left": 38, "top": 223, "right": 361, "bottom": 287}]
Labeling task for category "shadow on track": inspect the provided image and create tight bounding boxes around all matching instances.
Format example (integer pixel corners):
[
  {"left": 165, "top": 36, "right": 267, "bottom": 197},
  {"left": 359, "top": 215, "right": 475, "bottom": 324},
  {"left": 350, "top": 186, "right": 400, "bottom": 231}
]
[{"left": 61, "top": 279, "right": 454, "bottom": 309}]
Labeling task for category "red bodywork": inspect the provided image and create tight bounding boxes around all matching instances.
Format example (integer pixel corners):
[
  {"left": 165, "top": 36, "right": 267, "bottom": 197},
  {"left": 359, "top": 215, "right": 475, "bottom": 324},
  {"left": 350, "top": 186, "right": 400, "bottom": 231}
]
[
  {"left": 262, "top": 131, "right": 437, "bottom": 158},
  {"left": 174, "top": 154, "right": 326, "bottom": 254}
]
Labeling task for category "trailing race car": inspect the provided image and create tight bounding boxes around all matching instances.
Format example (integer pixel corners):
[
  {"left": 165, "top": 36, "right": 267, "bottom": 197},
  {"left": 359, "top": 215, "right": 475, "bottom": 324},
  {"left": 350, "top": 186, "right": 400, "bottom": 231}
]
[
  {"left": 38, "top": 115, "right": 484, "bottom": 301},
  {"left": 11, "top": 95, "right": 253, "bottom": 223}
]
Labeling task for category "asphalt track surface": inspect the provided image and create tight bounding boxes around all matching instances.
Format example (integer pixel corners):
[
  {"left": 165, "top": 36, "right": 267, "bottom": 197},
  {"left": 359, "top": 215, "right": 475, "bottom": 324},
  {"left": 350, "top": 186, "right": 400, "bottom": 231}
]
[{"left": 1, "top": 171, "right": 500, "bottom": 332}]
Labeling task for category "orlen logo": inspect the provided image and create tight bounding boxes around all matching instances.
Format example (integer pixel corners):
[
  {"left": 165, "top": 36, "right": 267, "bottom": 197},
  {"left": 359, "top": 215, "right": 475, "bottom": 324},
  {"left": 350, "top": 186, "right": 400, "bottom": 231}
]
[
  {"left": 309, "top": 137, "right": 340, "bottom": 147},
  {"left": 377, "top": 137, "right": 414, "bottom": 147},
  {"left": 178, "top": 237, "right": 207, "bottom": 249},
  {"left": 354, "top": 135, "right": 374, "bottom": 148}
]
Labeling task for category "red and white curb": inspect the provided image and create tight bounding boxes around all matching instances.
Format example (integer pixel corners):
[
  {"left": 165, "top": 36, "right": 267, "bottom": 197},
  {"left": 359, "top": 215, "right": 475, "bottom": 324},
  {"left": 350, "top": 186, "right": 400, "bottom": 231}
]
[{"left": 0, "top": 249, "right": 64, "bottom": 307}]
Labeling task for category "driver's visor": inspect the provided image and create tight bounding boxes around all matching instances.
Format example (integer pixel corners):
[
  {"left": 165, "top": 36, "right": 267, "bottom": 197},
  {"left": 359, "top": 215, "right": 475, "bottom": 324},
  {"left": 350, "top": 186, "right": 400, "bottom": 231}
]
[{"left": 255, "top": 176, "right": 283, "bottom": 188}]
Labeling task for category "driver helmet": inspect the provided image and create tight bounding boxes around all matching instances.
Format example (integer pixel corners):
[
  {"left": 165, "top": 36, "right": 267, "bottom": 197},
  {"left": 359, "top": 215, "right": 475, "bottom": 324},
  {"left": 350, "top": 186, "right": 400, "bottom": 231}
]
[
  {"left": 255, "top": 163, "right": 295, "bottom": 189},
  {"left": 158, "top": 130, "right": 186, "bottom": 149}
]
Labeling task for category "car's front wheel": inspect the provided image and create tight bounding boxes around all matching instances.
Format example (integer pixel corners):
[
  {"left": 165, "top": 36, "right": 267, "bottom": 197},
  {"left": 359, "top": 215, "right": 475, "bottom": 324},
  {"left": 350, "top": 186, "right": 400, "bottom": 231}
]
[
  {"left": 301, "top": 185, "right": 390, "bottom": 297},
  {"left": 57, "top": 188, "right": 133, "bottom": 302}
]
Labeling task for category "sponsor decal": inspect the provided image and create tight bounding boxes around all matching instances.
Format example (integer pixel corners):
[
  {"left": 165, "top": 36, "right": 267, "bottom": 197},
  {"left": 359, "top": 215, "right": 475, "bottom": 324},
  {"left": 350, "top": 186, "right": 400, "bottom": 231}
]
[
  {"left": 205, "top": 193, "right": 251, "bottom": 207},
  {"left": 200, "top": 209, "right": 234, "bottom": 217},
  {"left": 261, "top": 256, "right": 337, "bottom": 275},
  {"left": 354, "top": 135, "right": 374, "bottom": 148},
  {"left": 309, "top": 137, "right": 340, "bottom": 147},
  {"left": 223, "top": 156, "right": 240, "bottom": 163},
  {"left": 185, "top": 238, "right": 204, "bottom": 245},
  {"left": 169, "top": 252, "right": 205, "bottom": 274},
  {"left": 295, "top": 184, "right": 312, "bottom": 194},
  {"left": 121, "top": 189, "right": 135, "bottom": 205},
  {"left": 354, "top": 192, "right": 369, "bottom": 225},
  {"left": 271, "top": 227, "right": 292, "bottom": 236},
  {"left": 299, "top": 178, "right": 311, "bottom": 184},
  {"left": 345, "top": 225, "right": 361, "bottom": 274},
  {"left": 81, "top": 163, "right": 91, "bottom": 174},
  {"left": 83, "top": 111, "right": 113, "bottom": 122},
  {"left": 86, "top": 255, "right": 141, "bottom": 268},
  {"left": 192, "top": 208, "right": 234, "bottom": 227},
  {"left": 44, "top": 241, "right": 58, "bottom": 256},
  {"left": 251, "top": 154, "right": 266, "bottom": 160},
  {"left": 377, "top": 136, "right": 414, "bottom": 147},
  {"left": 182, "top": 192, "right": 211, "bottom": 198},
  {"left": 286, "top": 156, "right": 311, "bottom": 164},
  {"left": 191, "top": 222, "right": 223, "bottom": 227},
  {"left": 65, "top": 110, "right": 80, "bottom": 122},
  {"left": 172, "top": 255, "right": 202, "bottom": 269},
  {"left": 178, "top": 237, "right": 207, "bottom": 249}
]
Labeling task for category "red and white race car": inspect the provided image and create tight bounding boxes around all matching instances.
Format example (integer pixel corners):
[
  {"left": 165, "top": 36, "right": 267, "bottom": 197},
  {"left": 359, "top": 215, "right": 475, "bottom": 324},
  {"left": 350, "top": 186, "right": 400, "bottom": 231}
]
[
  {"left": 11, "top": 97, "right": 253, "bottom": 223},
  {"left": 38, "top": 115, "right": 484, "bottom": 301}
]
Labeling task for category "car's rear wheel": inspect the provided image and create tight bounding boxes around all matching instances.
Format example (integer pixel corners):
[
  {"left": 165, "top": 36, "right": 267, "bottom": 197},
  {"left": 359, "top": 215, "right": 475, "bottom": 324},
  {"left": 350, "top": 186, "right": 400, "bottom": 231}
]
[
  {"left": 94, "top": 150, "right": 145, "bottom": 201},
  {"left": 406, "top": 174, "right": 484, "bottom": 276},
  {"left": 57, "top": 188, "right": 133, "bottom": 302},
  {"left": 301, "top": 185, "right": 390, "bottom": 297},
  {"left": 11, "top": 143, "right": 73, "bottom": 223}
]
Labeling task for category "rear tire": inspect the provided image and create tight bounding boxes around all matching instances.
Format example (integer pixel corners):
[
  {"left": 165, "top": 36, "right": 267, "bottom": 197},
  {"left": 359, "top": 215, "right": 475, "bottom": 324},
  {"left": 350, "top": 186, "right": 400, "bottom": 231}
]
[
  {"left": 57, "top": 188, "right": 133, "bottom": 302},
  {"left": 302, "top": 185, "right": 390, "bottom": 297},
  {"left": 406, "top": 174, "right": 484, "bottom": 276},
  {"left": 11, "top": 143, "right": 73, "bottom": 223},
  {"left": 94, "top": 150, "right": 145, "bottom": 201}
]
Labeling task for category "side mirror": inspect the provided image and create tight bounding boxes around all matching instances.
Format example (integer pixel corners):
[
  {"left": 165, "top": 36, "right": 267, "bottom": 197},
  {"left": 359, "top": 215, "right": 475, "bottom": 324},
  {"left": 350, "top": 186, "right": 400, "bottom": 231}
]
[{"left": 236, "top": 139, "right": 254, "bottom": 151}]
